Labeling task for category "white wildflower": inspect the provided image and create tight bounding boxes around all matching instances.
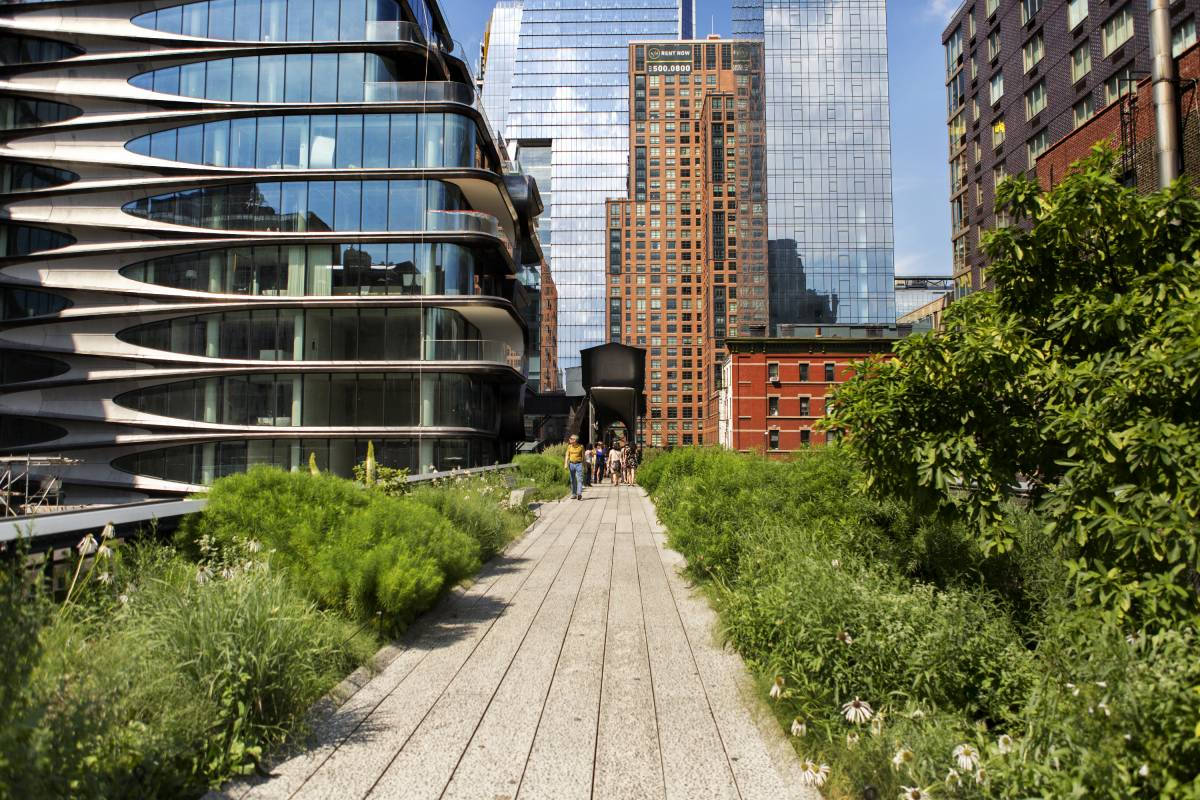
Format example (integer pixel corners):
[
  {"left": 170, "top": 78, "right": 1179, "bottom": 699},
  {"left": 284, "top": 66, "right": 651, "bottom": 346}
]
[
  {"left": 871, "top": 712, "right": 886, "bottom": 737},
  {"left": 846, "top": 731, "right": 860, "bottom": 748},
  {"left": 909, "top": 708, "right": 926, "bottom": 720},
  {"left": 837, "top": 630, "right": 854, "bottom": 645},
  {"left": 790, "top": 718, "right": 806, "bottom": 737},
  {"left": 830, "top": 559, "right": 841, "bottom": 569},
  {"left": 953, "top": 743, "right": 981, "bottom": 771},
  {"left": 974, "top": 767, "right": 988, "bottom": 785},
  {"left": 246, "top": 539, "right": 262, "bottom": 553},
  {"left": 891, "top": 747, "right": 914, "bottom": 770},
  {"left": 1095, "top": 681, "right": 1107, "bottom": 688},
  {"left": 97, "top": 571, "right": 112, "bottom": 585},
  {"left": 97, "top": 545, "right": 113, "bottom": 559},
  {"left": 799, "top": 760, "right": 829, "bottom": 787},
  {"left": 1098, "top": 700, "right": 1111, "bottom": 717},
  {"left": 769, "top": 675, "right": 784, "bottom": 700},
  {"left": 118, "top": 593, "right": 130, "bottom": 605},
  {"left": 842, "top": 696, "right": 873, "bottom": 724},
  {"left": 100, "top": 522, "right": 116, "bottom": 540},
  {"left": 899, "top": 787, "right": 926, "bottom": 800},
  {"left": 76, "top": 534, "right": 98, "bottom": 556},
  {"left": 195, "top": 566, "right": 211, "bottom": 585},
  {"left": 945, "top": 768, "right": 962, "bottom": 787},
  {"left": 1138, "top": 764, "right": 1149, "bottom": 778},
  {"left": 996, "top": 733, "right": 1014, "bottom": 754}
]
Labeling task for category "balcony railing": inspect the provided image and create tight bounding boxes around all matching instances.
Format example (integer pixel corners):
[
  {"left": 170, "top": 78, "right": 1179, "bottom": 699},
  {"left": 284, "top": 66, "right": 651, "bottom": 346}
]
[
  {"left": 427, "top": 210, "right": 511, "bottom": 256},
  {"left": 422, "top": 339, "right": 523, "bottom": 368},
  {"left": 363, "top": 20, "right": 423, "bottom": 41},
  {"left": 364, "top": 81, "right": 475, "bottom": 105}
]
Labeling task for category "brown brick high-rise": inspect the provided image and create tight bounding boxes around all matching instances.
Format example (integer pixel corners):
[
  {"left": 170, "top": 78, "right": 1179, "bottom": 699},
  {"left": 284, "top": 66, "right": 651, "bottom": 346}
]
[{"left": 605, "top": 38, "right": 767, "bottom": 448}]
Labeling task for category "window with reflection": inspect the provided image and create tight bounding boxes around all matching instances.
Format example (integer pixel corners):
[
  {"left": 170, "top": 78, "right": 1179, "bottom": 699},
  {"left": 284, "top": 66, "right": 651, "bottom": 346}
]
[
  {"left": 0, "top": 225, "right": 75, "bottom": 257},
  {"left": 0, "top": 287, "right": 71, "bottom": 320},
  {"left": 122, "top": 180, "right": 475, "bottom": 233},
  {"left": 115, "top": 372, "right": 498, "bottom": 430},
  {"left": 0, "top": 351, "right": 70, "bottom": 385},
  {"left": 0, "top": 35, "right": 83, "bottom": 65},
  {"left": 0, "top": 161, "right": 78, "bottom": 192},
  {"left": 0, "top": 415, "right": 67, "bottom": 449},
  {"left": 126, "top": 112, "right": 485, "bottom": 170},
  {"left": 128, "top": 52, "right": 409, "bottom": 103},
  {"left": 0, "top": 96, "right": 82, "bottom": 131},
  {"left": 113, "top": 436, "right": 497, "bottom": 483},
  {"left": 117, "top": 306, "right": 519, "bottom": 365},
  {"left": 130, "top": 0, "right": 432, "bottom": 44},
  {"left": 120, "top": 242, "right": 495, "bottom": 296}
]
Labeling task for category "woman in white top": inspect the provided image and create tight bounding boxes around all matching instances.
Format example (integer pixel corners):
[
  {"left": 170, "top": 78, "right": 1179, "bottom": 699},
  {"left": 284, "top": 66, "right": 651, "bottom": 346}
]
[{"left": 607, "top": 441, "right": 624, "bottom": 485}]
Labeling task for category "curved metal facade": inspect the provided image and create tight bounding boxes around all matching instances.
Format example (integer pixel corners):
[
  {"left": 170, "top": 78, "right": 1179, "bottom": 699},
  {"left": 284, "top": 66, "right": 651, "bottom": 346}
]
[{"left": 0, "top": 0, "right": 543, "bottom": 502}]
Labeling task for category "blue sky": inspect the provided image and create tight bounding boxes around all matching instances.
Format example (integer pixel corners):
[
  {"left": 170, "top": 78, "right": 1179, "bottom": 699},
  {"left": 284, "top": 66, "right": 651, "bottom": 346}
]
[{"left": 440, "top": 0, "right": 953, "bottom": 276}]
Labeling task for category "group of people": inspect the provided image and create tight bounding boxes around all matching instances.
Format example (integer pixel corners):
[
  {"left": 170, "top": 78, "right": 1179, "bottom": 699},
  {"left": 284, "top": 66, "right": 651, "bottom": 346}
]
[{"left": 563, "top": 434, "right": 640, "bottom": 500}]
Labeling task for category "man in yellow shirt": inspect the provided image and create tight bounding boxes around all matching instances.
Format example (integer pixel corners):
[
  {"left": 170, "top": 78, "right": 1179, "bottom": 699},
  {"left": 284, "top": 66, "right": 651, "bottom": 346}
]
[{"left": 563, "top": 434, "right": 585, "bottom": 500}]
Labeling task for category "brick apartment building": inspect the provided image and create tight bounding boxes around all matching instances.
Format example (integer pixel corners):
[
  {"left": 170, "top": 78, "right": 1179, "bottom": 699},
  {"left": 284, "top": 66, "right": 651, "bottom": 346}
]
[
  {"left": 605, "top": 38, "right": 768, "bottom": 449},
  {"left": 942, "top": 0, "right": 1199, "bottom": 297},
  {"left": 717, "top": 329, "right": 899, "bottom": 455},
  {"left": 1037, "top": 41, "right": 1200, "bottom": 188}
]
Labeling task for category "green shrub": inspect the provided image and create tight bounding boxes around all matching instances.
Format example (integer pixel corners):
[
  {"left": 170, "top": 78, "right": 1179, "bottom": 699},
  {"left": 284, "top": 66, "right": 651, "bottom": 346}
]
[
  {"left": 408, "top": 475, "right": 530, "bottom": 560},
  {"left": 183, "top": 468, "right": 480, "bottom": 628},
  {"left": 1, "top": 545, "right": 372, "bottom": 799},
  {"left": 513, "top": 447, "right": 569, "bottom": 501}
]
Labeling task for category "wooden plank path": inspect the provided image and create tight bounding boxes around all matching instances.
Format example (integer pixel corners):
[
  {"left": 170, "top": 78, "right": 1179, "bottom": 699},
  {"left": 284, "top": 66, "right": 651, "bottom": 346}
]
[{"left": 212, "top": 485, "right": 814, "bottom": 800}]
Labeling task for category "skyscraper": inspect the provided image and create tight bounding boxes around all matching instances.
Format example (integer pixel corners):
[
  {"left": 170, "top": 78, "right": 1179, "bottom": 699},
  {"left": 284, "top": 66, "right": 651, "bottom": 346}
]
[
  {"left": 0, "top": 0, "right": 543, "bottom": 501},
  {"left": 733, "top": 0, "right": 896, "bottom": 329},
  {"left": 480, "top": 0, "right": 691, "bottom": 374},
  {"left": 606, "top": 38, "right": 767, "bottom": 447}
]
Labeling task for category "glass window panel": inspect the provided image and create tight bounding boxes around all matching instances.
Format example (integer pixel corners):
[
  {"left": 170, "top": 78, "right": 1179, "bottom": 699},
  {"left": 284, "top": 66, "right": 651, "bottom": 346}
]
[
  {"left": 358, "top": 309, "right": 386, "bottom": 359},
  {"left": 335, "top": 115, "right": 363, "bottom": 168},
  {"left": 284, "top": 53, "right": 311, "bottom": 102},
  {"left": 255, "top": 116, "right": 283, "bottom": 168},
  {"left": 443, "top": 114, "right": 473, "bottom": 166},
  {"left": 287, "top": 0, "right": 315, "bottom": 40},
  {"left": 362, "top": 115, "right": 389, "bottom": 168},
  {"left": 387, "top": 180, "right": 422, "bottom": 229},
  {"left": 313, "top": 0, "right": 339, "bottom": 40},
  {"left": 230, "top": 117, "right": 257, "bottom": 167},
  {"left": 229, "top": 56, "right": 257, "bottom": 101},
  {"left": 256, "top": 182, "right": 282, "bottom": 231},
  {"left": 357, "top": 374, "right": 384, "bottom": 425},
  {"left": 282, "top": 114, "right": 309, "bottom": 168},
  {"left": 333, "top": 180, "right": 361, "bottom": 230},
  {"left": 153, "top": 65, "right": 181, "bottom": 95},
  {"left": 301, "top": 374, "right": 331, "bottom": 425},
  {"left": 209, "top": 0, "right": 235, "bottom": 38},
  {"left": 157, "top": 4, "right": 184, "bottom": 33},
  {"left": 384, "top": 307, "right": 420, "bottom": 358},
  {"left": 307, "top": 181, "right": 334, "bottom": 230},
  {"left": 280, "top": 181, "right": 308, "bottom": 231},
  {"left": 206, "top": 57, "right": 233, "bottom": 101},
  {"left": 360, "top": 180, "right": 388, "bottom": 230},
  {"left": 330, "top": 310, "right": 358, "bottom": 358},
  {"left": 203, "top": 120, "right": 230, "bottom": 166},
  {"left": 234, "top": 0, "right": 261, "bottom": 40},
  {"left": 309, "top": 114, "right": 337, "bottom": 167},
  {"left": 261, "top": 0, "right": 287, "bottom": 41},
  {"left": 177, "top": 123, "right": 203, "bottom": 163},
  {"left": 384, "top": 374, "right": 417, "bottom": 425},
  {"left": 332, "top": 245, "right": 358, "bottom": 294},
  {"left": 417, "top": 113, "right": 442, "bottom": 166},
  {"left": 311, "top": 53, "right": 339, "bottom": 102},
  {"left": 183, "top": 2, "right": 209, "bottom": 37},
  {"left": 389, "top": 114, "right": 416, "bottom": 167},
  {"left": 219, "top": 311, "right": 251, "bottom": 358},
  {"left": 258, "top": 54, "right": 285, "bottom": 102},
  {"left": 150, "top": 128, "right": 177, "bottom": 160},
  {"left": 180, "top": 61, "right": 207, "bottom": 97},
  {"left": 337, "top": 53, "right": 365, "bottom": 102},
  {"left": 339, "top": 0, "right": 366, "bottom": 40}
]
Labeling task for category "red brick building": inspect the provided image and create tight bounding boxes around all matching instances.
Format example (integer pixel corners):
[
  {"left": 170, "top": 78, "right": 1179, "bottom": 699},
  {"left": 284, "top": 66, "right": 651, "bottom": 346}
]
[
  {"left": 1036, "top": 42, "right": 1200, "bottom": 192},
  {"left": 717, "top": 332, "right": 897, "bottom": 455}
]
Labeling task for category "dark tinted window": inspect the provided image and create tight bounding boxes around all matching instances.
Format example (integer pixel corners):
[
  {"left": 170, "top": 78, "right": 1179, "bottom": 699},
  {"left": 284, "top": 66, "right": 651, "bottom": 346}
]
[
  {"left": 0, "top": 225, "right": 75, "bottom": 257},
  {"left": 0, "top": 162, "right": 78, "bottom": 192},
  {"left": 0, "top": 415, "right": 67, "bottom": 448},
  {"left": 0, "top": 35, "right": 83, "bottom": 64},
  {"left": 0, "top": 351, "right": 69, "bottom": 385},
  {"left": 0, "top": 288, "right": 70, "bottom": 319},
  {"left": 0, "top": 96, "right": 82, "bottom": 131}
]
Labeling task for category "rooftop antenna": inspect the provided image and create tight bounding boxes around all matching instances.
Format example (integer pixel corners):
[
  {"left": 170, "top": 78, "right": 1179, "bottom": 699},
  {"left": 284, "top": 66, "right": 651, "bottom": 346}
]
[{"left": 710, "top": 14, "right": 714, "bottom": 36}]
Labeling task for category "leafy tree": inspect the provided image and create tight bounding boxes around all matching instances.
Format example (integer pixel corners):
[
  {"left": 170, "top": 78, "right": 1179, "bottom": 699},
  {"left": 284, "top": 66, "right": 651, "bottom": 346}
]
[{"left": 827, "top": 147, "right": 1200, "bottom": 624}]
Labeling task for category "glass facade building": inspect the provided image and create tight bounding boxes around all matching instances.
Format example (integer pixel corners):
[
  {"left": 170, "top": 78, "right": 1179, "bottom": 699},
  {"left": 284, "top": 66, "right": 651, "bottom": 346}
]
[
  {"left": 479, "top": 0, "right": 691, "bottom": 375},
  {"left": 733, "top": 0, "right": 896, "bottom": 329},
  {"left": 0, "top": 0, "right": 544, "bottom": 501}
]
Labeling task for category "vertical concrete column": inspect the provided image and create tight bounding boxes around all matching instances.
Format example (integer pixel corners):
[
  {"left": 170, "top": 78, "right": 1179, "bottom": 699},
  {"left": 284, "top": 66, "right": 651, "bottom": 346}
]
[{"left": 1151, "top": 0, "right": 1181, "bottom": 187}]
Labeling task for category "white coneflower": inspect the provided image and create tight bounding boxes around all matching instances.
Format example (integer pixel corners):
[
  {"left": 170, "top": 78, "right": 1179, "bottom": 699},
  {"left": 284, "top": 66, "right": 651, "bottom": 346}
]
[
  {"left": 790, "top": 718, "right": 807, "bottom": 737},
  {"left": 996, "top": 734, "right": 1013, "bottom": 754},
  {"left": 891, "top": 747, "right": 914, "bottom": 770},
  {"left": 837, "top": 630, "right": 854, "bottom": 645},
  {"left": 953, "top": 743, "right": 981, "bottom": 771},
  {"left": 945, "top": 768, "right": 962, "bottom": 787},
  {"left": 1095, "top": 681, "right": 1107, "bottom": 688},
  {"left": 831, "top": 559, "right": 841, "bottom": 569},
  {"left": 1098, "top": 700, "right": 1111, "bottom": 717},
  {"left": 899, "top": 786, "right": 926, "bottom": 800},
  {"left": 1138, "top": 764, "right": 1149, "bottom": 778},
  {"left": 769, "top": 675, "right": 784, "bottom": 700},
  {"left": 909, "top": 708, "right": 926, "bottom": 720},
  {"left": 100, "top": 522, "right": 115, "bottom": 540},
  {"left": 76, "top": 534, "right": 98, "bottom": 556},
  {"left": 842, "top": 696, "right": 873, "bottom": 724},
  {"left": 97, "top": 571, "right": 112, "bottom": 585},
  {"left": 97, "top": 545, "right": 113, "bottom": 559},
  {"left": 195, "top": 566, "right": 211, "bottom": 585},
  {"left": 973, "top": 767, "right": 987, "bottom": 785},
  {"left": 799, "top": 760, "right": 830, "bottom": 787},
  {"left": 118, "top": 593, "right": 130, "bottom": 605},
  {"left": 846, "top": 731, "right": 860, "bottom": 748},
  {"left": 246, "top": 539, "right": 262, "bottom": 553}
]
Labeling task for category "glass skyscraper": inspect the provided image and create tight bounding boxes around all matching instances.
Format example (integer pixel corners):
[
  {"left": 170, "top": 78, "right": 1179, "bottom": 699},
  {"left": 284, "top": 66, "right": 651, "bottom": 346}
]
[
  {"left": 733, "top": 0, "right": 895, "bottom": 328},
  {"left": 480, "top": 0, "right": 692, "bottom": 373}
]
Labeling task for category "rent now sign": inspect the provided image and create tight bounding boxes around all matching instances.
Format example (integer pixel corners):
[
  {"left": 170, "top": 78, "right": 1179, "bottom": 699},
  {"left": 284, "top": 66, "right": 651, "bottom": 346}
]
[{"left": 646, "top": 44, "right": 691, "bottom": 74}]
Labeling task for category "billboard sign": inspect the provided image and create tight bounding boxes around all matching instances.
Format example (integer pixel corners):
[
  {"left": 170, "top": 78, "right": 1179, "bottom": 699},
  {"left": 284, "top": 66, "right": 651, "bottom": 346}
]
[{"left": 646, "top": 44, "right": 691, "bottom": 74}]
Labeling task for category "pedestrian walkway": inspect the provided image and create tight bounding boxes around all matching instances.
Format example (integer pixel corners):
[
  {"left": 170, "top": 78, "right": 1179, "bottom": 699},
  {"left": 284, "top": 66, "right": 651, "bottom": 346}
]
[{"left": 213, "top": 485, "right": 813, "bottom": 800}]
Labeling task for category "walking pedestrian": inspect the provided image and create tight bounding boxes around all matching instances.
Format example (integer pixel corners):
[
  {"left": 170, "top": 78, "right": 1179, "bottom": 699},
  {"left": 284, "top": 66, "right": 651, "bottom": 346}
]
[
  {"left": 594, "top": 441, "right": 606, "bottom": 487},
  {"left": 623, "top": 441, "right": 637, "bottom": 485},
  {"left": 608, "top": 439, "right": 624, "bottom": 485},
  {"left": 563, "top": 434, "right": 585, "bottom": 500},
  {"left": 584, "top": 444, "right": 595, "bottom": 487}
]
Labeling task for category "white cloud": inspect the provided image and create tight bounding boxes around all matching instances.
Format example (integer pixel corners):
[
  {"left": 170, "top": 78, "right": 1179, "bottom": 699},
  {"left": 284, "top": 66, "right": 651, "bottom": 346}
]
[
  {"left": 894, "top": 250, "right": 943, "bottom": 276},
  {"left": 925, "top": 0, "right": 960, "bottom": 22}
]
